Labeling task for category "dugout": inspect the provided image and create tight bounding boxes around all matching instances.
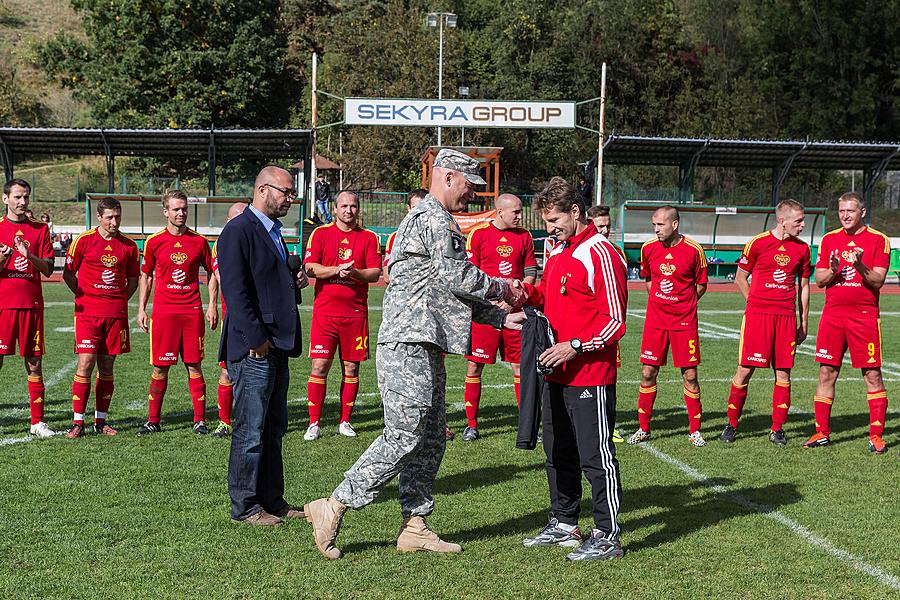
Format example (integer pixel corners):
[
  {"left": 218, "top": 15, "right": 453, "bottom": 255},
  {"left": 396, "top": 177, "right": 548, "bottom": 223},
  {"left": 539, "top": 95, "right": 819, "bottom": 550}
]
[{"left": 620, "top": 203, "right": 827, "bottom": 278}]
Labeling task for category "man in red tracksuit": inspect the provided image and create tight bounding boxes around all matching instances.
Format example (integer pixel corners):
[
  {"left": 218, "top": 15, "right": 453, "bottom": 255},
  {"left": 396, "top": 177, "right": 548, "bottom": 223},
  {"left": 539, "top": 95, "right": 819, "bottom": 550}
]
[{"left": 520, "top": 176, "right": 628, "bottom": 561}]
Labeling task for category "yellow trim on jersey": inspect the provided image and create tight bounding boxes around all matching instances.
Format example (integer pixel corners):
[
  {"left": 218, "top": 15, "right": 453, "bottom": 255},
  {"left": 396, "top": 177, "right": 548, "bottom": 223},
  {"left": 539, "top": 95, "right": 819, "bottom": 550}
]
[
  {"left": 466, "top": 221, "right": 491, "bottom": 251},
  {"left": 867, "top": 226, "right": 892, "bottom": 254},
  {"left": 683, "top": 236, "right": 708, "bottom": 268},
  {"left": 741, "top": 231, "right": 769, "bottom": 256},
  {"left": 361, "top": 226, "right": 381, "bottom": 254},
  {"left": 737, "top": 315, "right": 746, "bottom": 364},
  {"left": 211, "top": 239, "right": 218, "bottom": 259},
  {"left": 67, "top": 228, "right": 97, "bottom": 257},
  {"left": 305, "top": 222, "right": 335, "bottom": 250}
]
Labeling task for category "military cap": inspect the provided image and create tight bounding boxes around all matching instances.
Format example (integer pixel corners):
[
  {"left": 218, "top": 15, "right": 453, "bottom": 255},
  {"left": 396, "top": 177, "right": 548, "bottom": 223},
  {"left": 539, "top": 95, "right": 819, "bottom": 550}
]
[{"left": 433, "top": 149, "right": 487, "bottom": 185}]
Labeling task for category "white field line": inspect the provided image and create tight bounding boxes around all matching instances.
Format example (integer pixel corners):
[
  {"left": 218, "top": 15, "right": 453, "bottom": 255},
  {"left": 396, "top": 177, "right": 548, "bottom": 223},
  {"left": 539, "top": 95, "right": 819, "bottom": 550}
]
[{"left": 638, "top": 442, "right": 900, "bottom": 592}]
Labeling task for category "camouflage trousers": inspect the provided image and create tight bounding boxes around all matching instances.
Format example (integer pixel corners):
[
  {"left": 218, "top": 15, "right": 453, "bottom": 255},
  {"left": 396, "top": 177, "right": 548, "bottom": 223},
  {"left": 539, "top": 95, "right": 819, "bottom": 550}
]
[{"left": 332, "top": 341, "right": 447, "bottom": 517}]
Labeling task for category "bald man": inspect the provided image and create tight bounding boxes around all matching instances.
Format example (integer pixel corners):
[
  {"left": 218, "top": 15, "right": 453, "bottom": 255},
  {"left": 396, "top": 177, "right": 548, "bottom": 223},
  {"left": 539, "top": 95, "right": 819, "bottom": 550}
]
[
  {"left": 218, "top": 166, "right": 309, "bottom": 525},
  {"left": 303, "top": 191, "right": 382, "bottom": 440},
  {"left": 210, "top": 202, "right": 247, "bottom": 437},
  {"left": 461, "top": 193, "right": 538, "bottom": 441}
]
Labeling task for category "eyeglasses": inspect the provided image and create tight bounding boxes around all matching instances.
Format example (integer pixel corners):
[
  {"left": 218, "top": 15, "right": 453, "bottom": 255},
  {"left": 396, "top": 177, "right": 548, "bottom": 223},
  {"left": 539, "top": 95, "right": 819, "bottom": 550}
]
[{"left": 263, "top": 183, "right": 297, "bottom": 201}]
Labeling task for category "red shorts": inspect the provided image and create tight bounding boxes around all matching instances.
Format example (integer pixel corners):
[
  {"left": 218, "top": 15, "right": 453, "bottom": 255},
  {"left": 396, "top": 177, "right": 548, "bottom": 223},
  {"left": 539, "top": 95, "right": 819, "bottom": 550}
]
[
  {"left": 640, "top": 326, "right": 700, "bottom": 368},
  {"left": 150, "top": 312, "right": 205, "bottom": 366},
  {"left": 738, "top": 313, "right": 797, "bottom": 369},
  {"left": 308, "top": 313, "right": 369, "bottom": 362},
  {"left": 815, "top": 312, "right": 882, "bottom": 369},
  {"left": 0, "top": 308, "right": 44, "bottom": 356},
  {"left": 467, "top": 321, "right": 521, "bottom": 364},
  {"left": 75, "top": 315, "right": 130, "bottom": 355}
]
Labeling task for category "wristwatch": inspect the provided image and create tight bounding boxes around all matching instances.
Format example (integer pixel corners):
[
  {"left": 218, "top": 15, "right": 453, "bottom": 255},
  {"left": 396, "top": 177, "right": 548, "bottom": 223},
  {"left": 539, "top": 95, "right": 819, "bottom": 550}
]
[{"left": 569, "top": 338, "right": 583, "bottom": 354}]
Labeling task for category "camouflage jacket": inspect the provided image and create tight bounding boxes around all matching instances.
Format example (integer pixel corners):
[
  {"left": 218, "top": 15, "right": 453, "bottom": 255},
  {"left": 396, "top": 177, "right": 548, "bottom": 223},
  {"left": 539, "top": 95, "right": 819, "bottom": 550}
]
[{"left": 379, "top": 194, "right": 507, "bottom": 354}]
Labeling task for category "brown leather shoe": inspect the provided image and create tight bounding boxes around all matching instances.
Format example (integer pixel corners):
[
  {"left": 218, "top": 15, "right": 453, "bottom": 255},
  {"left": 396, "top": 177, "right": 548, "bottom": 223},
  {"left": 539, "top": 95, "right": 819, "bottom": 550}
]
[
  {"left": 304, "top": 497, "right": 347, "bottom": 559},
  {"left": 232, "top": 510, "right": 284, "bottom": 526},
  {"left": 272, "top": 505, "right": 305, "bottom": 520},
  {"left": 397, "top": 516, "right": 462, "bottom": 553}
]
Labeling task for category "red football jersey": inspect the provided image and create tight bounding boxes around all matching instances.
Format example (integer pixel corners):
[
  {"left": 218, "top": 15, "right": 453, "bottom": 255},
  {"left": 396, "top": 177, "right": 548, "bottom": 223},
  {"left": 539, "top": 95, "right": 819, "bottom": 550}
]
[
  {"left": 640, "top": 235, "right": 707, "bottom": 330},
  {"left": 466, "top": 222, "right": 537, "bottom": 279},
  {"left": 739, "top": 232, "right": 812, "bottom": 316},
  {"left": 65, "top": 228, "right": 140, "bottom": 318},
  {"left": 142, "top": 228, "right": 213, "bottom": 315},
  {"left": 212, "top": 239, "right": 227, "bottom": 316},
  {"left": 0, "top": 217, "right": 53, "bottom": 309},
  {"left": 304, "top": 223, "right": 381, "bottom": 317},
  {"left": 816, "top": 227, "right": 890, "bottom": 317},
  {"left": 383, "top": 231, "right": 397, "bottom": 271}
]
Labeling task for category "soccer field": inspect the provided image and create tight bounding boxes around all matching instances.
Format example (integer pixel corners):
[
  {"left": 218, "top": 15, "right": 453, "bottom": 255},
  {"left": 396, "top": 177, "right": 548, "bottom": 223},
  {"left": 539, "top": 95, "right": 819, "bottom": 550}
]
[{"left": 1, "top": 282, "right": 900, "bottom": 599}]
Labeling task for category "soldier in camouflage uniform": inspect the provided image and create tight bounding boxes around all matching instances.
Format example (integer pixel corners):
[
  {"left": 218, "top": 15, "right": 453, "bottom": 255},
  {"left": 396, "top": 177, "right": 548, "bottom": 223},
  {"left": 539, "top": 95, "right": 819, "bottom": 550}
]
[{"left": 305, "top": 149, "right": 526, "bottom": 559}]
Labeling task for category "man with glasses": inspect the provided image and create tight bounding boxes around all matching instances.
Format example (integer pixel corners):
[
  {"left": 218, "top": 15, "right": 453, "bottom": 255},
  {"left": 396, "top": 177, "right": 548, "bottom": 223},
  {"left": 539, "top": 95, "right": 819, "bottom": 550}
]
[{"left": 217, "top": 166, "right": 309, "bottom": 525}]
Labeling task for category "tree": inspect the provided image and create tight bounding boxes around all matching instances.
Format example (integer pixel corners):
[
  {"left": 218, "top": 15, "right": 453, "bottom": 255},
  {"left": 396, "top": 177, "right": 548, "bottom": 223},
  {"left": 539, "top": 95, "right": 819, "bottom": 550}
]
[{"left": 40, "top": 0, "right": 294, "bottom": 129}]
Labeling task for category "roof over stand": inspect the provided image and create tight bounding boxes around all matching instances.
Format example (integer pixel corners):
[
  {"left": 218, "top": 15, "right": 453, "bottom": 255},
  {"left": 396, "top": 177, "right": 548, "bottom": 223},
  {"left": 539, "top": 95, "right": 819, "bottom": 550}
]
[{"left": 0, "top": 127, "right": 314, "bottom": 196}]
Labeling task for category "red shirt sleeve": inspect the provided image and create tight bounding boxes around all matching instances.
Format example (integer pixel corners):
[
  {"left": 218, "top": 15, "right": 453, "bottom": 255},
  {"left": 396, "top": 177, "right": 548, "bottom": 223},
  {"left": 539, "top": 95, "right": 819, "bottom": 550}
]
[
  {"left": 523, "top": 231, "right": 537, "bottom": 269},
  {"left": 466, "top": 227, "right": 482, "bottom": 268},
  {"left": 38, "top": 225, "right": 53, "bottom": 260},
  {"left": 304, "top": 227, "right": 324, "bottom": 264},
  {"left": 201, "top": 238, "right": 214, "bottom": 274},
  {"left": 141, "top": 237, "right": 156, "bottom": 275},
  {"left": 801, "top": 244, "right": 812, "bottom": 278},
  {"left": 364, "top": 231, "right": 381, "bottom": 269},
  {"left": 65, "top": 234, "right": 85, "bottom": 272},
  {"left": 127, "top": 243, "right": 140, "bottom": 278},
  {"left": 639, "top": 243, "right": 651, "bottom": 279},
  {"left": 739, "top": 238, "right": 758, "bottom": 272},
  {"left": 583, "top": 244, "right": 628, "bottom": 352},
  {"left": 874, "top": 233, "right": 891, "bottom": 269},
  {"left": 696, "top": 246, "right": 709, "bottom": 285}
]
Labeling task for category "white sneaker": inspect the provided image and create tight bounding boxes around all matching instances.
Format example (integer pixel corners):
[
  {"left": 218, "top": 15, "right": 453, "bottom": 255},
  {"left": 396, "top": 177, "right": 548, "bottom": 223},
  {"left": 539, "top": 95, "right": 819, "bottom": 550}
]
[
  {"left": 338, "top": 422, "right": 357, "bottom": 437},
  {"left": 304, "top": 422, "right": 320, "bottom": 441},
  {"left": 689, "top": 431, "right": 706, "bottom": 447},
  {"left": 29, "top": 421, "right": 56, "bottom": 438},
  {"left": 627, "top": 428, "right": 651, "bottom": 445}
]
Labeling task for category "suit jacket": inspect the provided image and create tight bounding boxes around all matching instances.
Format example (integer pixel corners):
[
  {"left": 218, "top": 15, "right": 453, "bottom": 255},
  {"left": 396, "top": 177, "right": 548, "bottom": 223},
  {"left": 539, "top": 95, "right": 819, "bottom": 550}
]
[{"left": 217, "top": 208, "right": 301, "bottom": 362}]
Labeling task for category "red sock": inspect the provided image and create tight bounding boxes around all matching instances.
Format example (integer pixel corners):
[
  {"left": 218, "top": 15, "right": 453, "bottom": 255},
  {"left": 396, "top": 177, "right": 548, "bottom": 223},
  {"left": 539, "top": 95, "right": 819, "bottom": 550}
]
[
  {"left": 513, "top": 374, "right": 521, "bottom": 408},
  {"left": 867, "top": 389, "right": 888, "bottom": 438},
  {"left": 813, "top": 395, "right": 833, "bottom": 436},
  {"left": 464, "top": 375, "right": 482, "bottom": 428},
  {"left": 771, "top": 381, "right": 791, "bottom": 431},
  {"left": 684, "top": 385, "right": 702, "bottom": 434},
  {"left": 340, "top": 375, "right": 359, "bottom": 423},
  {"left": 307, "top": 375, "right": 326, "bottom": 424},
  {"left": 727, "top": 382, "right": 749, "bottom": 428},
  {"left": 27, "top": 375, "right": 45, "bottom": 425},
  {"left": 217, "top": 380, "right": 233, "bottom": 425},
  {"left": 148, "top": 372, "right": 168, "bottom": 423},
  {"left": 94, "top": 374, "right": 114, "bottom": 425},
  {"left": 637, "top": 385, "right": 657, "bottom": 431},
  {"left": 188, "top": 373, "right": 206, "bottom": 422},
  {"left": 71, "top": 374, "right": 91, "bottom": 426}
]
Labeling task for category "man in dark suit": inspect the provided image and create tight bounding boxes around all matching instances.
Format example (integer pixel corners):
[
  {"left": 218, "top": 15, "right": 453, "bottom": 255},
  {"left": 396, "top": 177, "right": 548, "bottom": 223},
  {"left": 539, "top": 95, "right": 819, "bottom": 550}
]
[{"left": 217, "top": 165, "right": 309, "bottom": 525}]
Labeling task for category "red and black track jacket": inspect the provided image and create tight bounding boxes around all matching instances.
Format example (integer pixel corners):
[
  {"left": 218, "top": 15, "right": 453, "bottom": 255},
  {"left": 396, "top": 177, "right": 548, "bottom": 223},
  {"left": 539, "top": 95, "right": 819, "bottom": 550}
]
[{"left": 524, "top": 223, "right": 628, "bottom": 387}]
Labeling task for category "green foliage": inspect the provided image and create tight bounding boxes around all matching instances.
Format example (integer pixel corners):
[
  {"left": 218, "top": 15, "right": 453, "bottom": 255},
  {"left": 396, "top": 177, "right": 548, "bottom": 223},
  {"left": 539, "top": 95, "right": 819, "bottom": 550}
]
[{"left": 39, "top": 0, "right": 294, "bottom": 128}]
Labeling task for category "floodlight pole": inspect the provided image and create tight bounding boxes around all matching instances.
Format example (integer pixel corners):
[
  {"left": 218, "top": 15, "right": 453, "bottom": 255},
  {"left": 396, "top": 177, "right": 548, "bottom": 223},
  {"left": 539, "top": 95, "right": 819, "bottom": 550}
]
[
  {"left": 428, "top": 12, "right": 456, "bottom": 148},
  {"left": 310, "top": 52, "right": 318, "bottom": 207},
  {"left": 596, "top": 62, "right": 607, "bottom": 207}
]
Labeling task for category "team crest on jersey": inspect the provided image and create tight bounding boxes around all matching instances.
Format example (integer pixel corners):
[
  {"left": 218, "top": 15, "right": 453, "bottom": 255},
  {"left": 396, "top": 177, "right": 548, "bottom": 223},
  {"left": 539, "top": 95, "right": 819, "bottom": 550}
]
[
  {"left": 774, "top": 253, "right": 791, "bottom": 266},
  {"left": 496, "top": 244, "right": 513, "bottom": 257},
  {"left": 170, "top": 251, "right": 188, "bottom": 265},
  {"left": 338, "top": 247, "right": 352, "bottom": 260},
  {"left": 841, "top": 249, "right": 859, "bottom": 262},
  {"left": 659, "top": 263, "right": 676, "bottom": 276},
  {"left": 100, "top": 254, "right": 118, "bottom": 267}
]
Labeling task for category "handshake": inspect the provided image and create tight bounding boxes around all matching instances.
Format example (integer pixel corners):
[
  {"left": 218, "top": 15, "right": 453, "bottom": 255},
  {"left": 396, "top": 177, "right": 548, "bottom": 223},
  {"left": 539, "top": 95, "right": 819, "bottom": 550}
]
[{"left": 496, "top": 278, "right": 529, "bottom": 311}]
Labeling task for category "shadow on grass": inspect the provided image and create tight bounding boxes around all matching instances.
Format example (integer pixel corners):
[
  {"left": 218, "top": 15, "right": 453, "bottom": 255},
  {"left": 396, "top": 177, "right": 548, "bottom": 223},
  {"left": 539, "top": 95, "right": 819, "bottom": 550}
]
[{"left": 622, "top": 478, "right": 802, "bottom": 553}]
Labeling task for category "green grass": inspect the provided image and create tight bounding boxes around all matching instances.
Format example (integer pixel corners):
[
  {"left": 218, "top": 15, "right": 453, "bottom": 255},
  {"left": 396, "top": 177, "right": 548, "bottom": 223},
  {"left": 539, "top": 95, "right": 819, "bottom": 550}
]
[{"left": 2, "top": 283, "right": 900, "bottom": 599}]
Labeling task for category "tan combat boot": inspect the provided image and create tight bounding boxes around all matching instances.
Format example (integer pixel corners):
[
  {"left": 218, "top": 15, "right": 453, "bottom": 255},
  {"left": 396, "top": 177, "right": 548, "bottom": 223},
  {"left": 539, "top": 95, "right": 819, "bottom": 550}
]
[
  {"left": 304, "top": 497, "right": 347, "bottom": 560},
  {"left": 396, "top": 516, "right": 462, "bottom": 553}
]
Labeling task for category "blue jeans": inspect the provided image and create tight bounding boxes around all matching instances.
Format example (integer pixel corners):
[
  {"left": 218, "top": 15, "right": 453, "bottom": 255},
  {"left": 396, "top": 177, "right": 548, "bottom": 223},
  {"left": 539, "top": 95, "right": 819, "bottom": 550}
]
[
  {"left": 315, "top": 199, "right": 332, "bottom": 223},
  {"left": 227, "top": 349, "right": 290, "bottom": 520}
]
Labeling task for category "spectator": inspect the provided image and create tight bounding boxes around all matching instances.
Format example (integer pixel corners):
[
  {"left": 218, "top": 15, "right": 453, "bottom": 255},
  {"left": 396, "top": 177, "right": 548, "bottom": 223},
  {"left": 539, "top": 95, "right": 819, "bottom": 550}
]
[{"left": 315, "top": 174, "right": 332, "bottom": 224}]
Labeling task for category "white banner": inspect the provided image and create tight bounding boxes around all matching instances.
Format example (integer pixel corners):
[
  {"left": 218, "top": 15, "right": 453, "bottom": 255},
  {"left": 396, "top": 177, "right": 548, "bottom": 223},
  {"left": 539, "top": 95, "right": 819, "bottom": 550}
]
[{"left": 345, "top": 98, "right": 576, "bottom": 129}]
